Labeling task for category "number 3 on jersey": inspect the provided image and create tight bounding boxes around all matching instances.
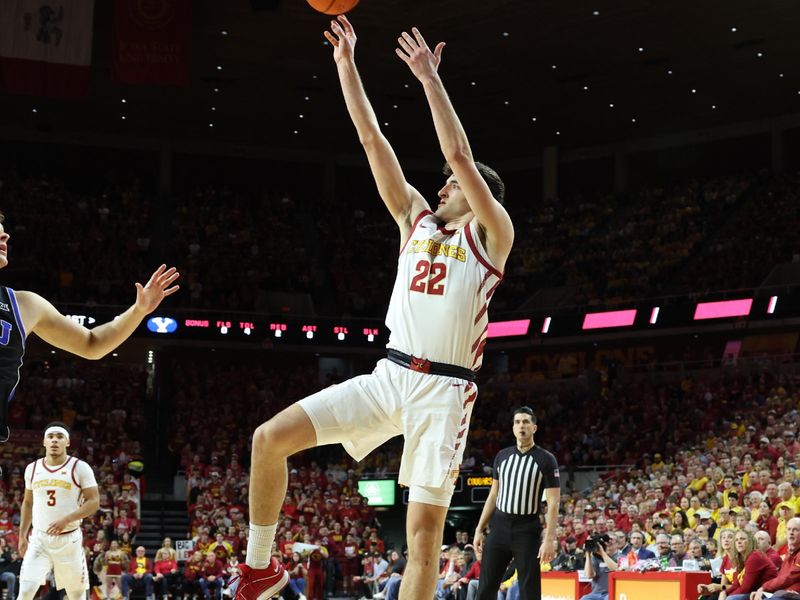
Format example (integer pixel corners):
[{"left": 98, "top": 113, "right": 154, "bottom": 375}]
[
  {"left": 409, "top": 260, "right": 447, "bottom": 296},
  {"left": 47, "top": 490, "right": 56, "bottom": 506}
]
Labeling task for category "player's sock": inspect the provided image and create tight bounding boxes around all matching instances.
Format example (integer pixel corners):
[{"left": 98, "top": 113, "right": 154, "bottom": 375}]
[{"left": 246, "top": 522, "right": 277, "bottom": 569}]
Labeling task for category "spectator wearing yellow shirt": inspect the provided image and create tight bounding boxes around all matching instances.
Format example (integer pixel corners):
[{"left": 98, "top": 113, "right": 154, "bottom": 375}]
[
  {"left": 686, "top": 496, "right": 707, "bottom": 528},
  {"left": 775, "top": 503, "right": 796, "bottom": 549},
  {"left": 713, "top": 507, "right": 736, "bottom": 541},
  {"left": 772, "top": 482, "right": 798, "bottom": 517}
]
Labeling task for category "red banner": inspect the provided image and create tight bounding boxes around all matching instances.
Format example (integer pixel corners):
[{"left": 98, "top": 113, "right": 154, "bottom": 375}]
[
  {"left": 112, "top": 0, "right": 190, "bottom": 85},
  {"left": 0, "top": 0, "right": 95, "bottom": 99}
]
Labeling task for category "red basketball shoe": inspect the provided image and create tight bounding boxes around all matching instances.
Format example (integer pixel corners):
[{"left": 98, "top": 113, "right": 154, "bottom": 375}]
[{"left": 233, "top": 559, "right": 289, "bottom": 600}]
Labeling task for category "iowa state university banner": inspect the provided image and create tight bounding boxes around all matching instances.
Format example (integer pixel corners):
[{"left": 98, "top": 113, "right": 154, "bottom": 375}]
[
  {"left": 112, "top": 0, "right": 190, "bottom": 85},
  {"left": 0, "top": 0, "right": 95, "bottom": 99}
]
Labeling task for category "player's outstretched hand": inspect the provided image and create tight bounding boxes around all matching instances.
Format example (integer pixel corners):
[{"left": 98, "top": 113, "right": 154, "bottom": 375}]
[
  {"left": 324, "top": 15, "right": 356, "bottom": 64},
  {"left": 395, "top": 27, "right": 445, "bottom": 82},
  {"left": 134, "top": 264, "right": 180, "bottom": 315}
]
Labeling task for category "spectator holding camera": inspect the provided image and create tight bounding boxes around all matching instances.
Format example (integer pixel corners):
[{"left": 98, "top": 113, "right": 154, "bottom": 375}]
[
  {"left": 552, "top": 537, "right": 585, "bottom": 572},
  {"left": 579, "top": 535, "right": 620, "bottom": 600}
]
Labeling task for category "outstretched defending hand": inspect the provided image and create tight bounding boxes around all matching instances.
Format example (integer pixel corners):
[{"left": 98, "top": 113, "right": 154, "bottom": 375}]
[
  {"left": 134, "top": 264, "right": 180, "bottom": 315},
  {"left": 395, "top": 27, "right": 445, "bottom": 82},
  {"left": 324, "top": 15, "right": 357, "bottom": 64}
]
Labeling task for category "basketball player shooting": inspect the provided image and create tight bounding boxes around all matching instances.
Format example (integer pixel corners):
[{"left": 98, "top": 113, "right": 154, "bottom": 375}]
[
  {"left": 233, "top": 16, "right": 513, "bottom": 600},
  {"left": 0, "top": 212, "right": 179, "bottom": 440},
  {"left": 18, "top": 422, "right": 99, "bottom": 600}
]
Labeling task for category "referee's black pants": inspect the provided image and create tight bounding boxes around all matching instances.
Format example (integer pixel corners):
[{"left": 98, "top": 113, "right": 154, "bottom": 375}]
[{"left": 477, "top": 511, "right": 542, "bottom": 600}]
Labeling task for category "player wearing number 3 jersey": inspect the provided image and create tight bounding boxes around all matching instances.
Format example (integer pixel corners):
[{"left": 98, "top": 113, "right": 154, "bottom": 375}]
[
  {"left": 18, "top": 423, "right": 99, "bottom": 600},
  {"left": 234, "top": 16, "right": 514, "bottom": 600}
]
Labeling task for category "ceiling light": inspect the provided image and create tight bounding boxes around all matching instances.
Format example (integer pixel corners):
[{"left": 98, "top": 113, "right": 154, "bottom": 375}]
[
  {"left": 393, "top": 104, "right": 398, "bottom": 109},
  {"left": 592, "top": 10, "right": 600, "bottom": 16},
  {"left": 404, "top": 83, "right": 409, "bottom": 88},
  {"left": 667, "top": 70, "right": 673, "bottom": 75},
  {"left": 214, "top": 88, "right": 219, "bottom": 92},
  {"left": 583, "top": 85, "right": 589, "bottom": 90},
  {"left": 313, "top": 75, "right": 318, "bottom": 79},
  {"left": 757, "top": 52, "right": 763, "bottom": 57},
  {"left": 216, "top": 65, "right": 222, "bottom": 70},
  {"left": 211, "top": 106, "right": 216, "bottom": 111},
  {"left": 551, "top": 64, "right": 557, "bottom": 69},
  {"left": 31, "top": 108, "right": 37, "bottom": 113},
  {"left": 779, "top": 73, "right": 784, "bottom": 78},
  {"left": 384, "top": 122, "right": 389, "bottom": 126},
  {"left": 121, "top": 115, "right": 126, "bottom": 120},
  {"left": 555, "top": 131, "right": 561, "bottom": 135},
  {"left": 631, "top": 118, "right": 636, "bottom": 123},
  {"left": 609, "top": 103, "right": 614, "bottom": 108},
  {"left": 711, "top": 105, "right": 717, "bottom": 109},
  {"left": 638, "top": 47, "right": 644, "bottom": 52},
  {"left": 730, "top": 27, "right": 737, "bottom": 32},
  {"left": 299, "top": 114, "right": 304, "bottom": 118},
  {"left": 221, "top": 30, "right": 228, "bottom": 36},
  {"left": 293, "top": 130, "right": 299, "bottom": 134},
  {"left": 304, "top": 96, "right": 310, "bottom": 100},
  {"left": 503, "top": 100, "right": 509, "bottom": 105},
  {"left": 691, "top": 88, "right": 697, "bottom": 93},
  {"left": 531, "top": 117, "right": 537, "bottom": 122},
  {"left": 471, "top": 81, "right": 476, "bottom": 86},
  {"left": 502, "top": 32, "right": 509, "bottom": 37},
  {"left": 209, "top": 123, "right": 214, "bottom": 127},
  {"left": 121, "top": 98, "right": 127, "bottom": 103}
]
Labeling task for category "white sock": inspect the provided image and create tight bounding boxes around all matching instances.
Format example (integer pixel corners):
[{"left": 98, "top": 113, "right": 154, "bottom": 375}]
[{"left": 246, "top": 522, "right": 277, "bottom": 569}]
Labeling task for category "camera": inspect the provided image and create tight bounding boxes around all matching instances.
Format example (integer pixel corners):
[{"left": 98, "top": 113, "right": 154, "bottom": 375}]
[{"left": 584, "top": 534, "right": 610, "bottom": 552}]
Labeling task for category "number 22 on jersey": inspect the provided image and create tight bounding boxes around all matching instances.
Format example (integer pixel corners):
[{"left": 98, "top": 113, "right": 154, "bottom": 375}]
[{"left": 409, "top": 259, "right": 447, "bottom": 296}]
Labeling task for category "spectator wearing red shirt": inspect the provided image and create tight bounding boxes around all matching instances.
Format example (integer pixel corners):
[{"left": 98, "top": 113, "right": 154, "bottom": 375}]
[
  {"left": 755, "top": 531, "right": 783, "bottom": 569},
  {"left": 338, "top": 498, "right": 359, "bottom": 524},
  {"left": 753, "top": 517, "right": 800, "bottom": 598},
  {"left": 183, "top": 551, "right": 205, "bottom": 598},
  {"left": 725, "top": 531, "right": 778, "bottom": 599},
  {"left": 113, "top": 508, "right": 139, "bottom": 537},
  {"left": 756, "top": 501, "right": 780, "bottom": 544},
  {"left": 122, "top": 546, "right": 155, "bottom": 600},
  {"left": 572, "top": 522, "right": 589, "bottom": 548},
  {"left": 154, "top": 547, "right": 179, "bottom": 600},
  {"left": 278, "top": 531, "right": 295, "bottom": 559},
  {"left": 283, "top": 494, "right": 299, "bottom": 520},
  {"left": 366, "top": 531, "right": 385, "bottom": 555},
  {"left": 199, "top": 552, "right": 225, "bottom": 600}
]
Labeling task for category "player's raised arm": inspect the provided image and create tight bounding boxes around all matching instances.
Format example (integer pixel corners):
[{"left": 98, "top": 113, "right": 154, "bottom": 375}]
[
  {"left": 396, "top": 27, "right": 513, "bottom": 252},
  {"left": 16, "top": 264, "right": 179, "bottom": 360},
  {"left": 325, "top": 16, "right": 429, "bottom": 230}
]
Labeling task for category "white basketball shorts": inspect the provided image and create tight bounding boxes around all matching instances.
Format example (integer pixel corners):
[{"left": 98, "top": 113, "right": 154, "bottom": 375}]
[
  {"left": 20, "top": 528, "right": 89, "bottom": 591},
  {"left": 298, "top": 358, "right": 478, "bottom": 506}
]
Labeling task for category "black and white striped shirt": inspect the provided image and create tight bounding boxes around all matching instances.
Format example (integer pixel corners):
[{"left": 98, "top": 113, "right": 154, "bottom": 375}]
[{"left": 493, "top": 445, "right": 559, "bottom": 515}]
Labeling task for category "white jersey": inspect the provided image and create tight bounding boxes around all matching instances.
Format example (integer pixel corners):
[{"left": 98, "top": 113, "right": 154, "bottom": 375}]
[
  {"left": 386, "top": 211, "right": 503, "bottom": 371},
  {"left": 24, "top": 456, "right": 98, "bottom": 533}
]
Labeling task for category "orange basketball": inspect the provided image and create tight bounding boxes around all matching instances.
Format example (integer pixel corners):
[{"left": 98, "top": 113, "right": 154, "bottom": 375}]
[{"left": 306, "top": 0, "right": 359, "bottom": 15}]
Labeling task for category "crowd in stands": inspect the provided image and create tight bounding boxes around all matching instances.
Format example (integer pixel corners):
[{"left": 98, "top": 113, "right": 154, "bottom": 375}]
[
  {"left": 0, "top": 357, "right": 146, "bottom": 600},
  {"left": 8, "top": 165, "right": 800, "bottom": 318},
  {"left": 170, "top": 190, "right": 319, "bottom": 312},
  {"left": 1, "top": 171, "right": 155, "bottom": 307},
  {"left": 674, "top": 172, "right": 800, "bottom": 294}
]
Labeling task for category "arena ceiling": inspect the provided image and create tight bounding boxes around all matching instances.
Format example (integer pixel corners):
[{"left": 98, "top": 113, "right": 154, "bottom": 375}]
[{"left": 1, "top": 0, "right": 799, "bottom": 163}]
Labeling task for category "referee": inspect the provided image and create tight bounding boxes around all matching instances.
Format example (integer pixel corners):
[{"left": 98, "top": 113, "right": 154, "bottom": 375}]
[{"left": 474, "top": 406, "right": 560, "bottom": 600}]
